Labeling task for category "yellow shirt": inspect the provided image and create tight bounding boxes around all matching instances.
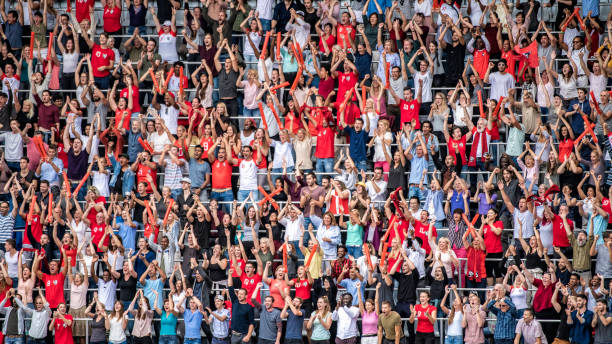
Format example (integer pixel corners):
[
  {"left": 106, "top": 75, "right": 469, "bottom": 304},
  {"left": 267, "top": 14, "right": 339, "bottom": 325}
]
[{"left": 303, "top": 247, "right": 323, "bottom": 279}]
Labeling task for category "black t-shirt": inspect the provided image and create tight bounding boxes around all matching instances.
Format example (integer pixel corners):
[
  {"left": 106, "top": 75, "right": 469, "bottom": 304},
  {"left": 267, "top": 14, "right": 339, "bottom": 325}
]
[
  {"left": 444, "top": 42, "right": 466, "bottom": 86},
  {"left": 192, "top": 217, "right": 211, "bottom": 249},
  {"left": 132, "top": 193, "right": 148, "bottom": 223},
  {"left": 394, "top": 269, "right": 420, "bottom": 304},
  {"left": 117, "top": 271, "right": 138, "bottom": 302},
  {"left": 556, "top": 305, "right": 571, "bottom": 340}
]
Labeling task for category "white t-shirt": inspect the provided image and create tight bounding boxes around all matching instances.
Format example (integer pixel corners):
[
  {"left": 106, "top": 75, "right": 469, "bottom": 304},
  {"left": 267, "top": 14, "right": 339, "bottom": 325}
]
[
  {"left": 158, "top": 30, "right": 179, "bottom": 63},
  {"left": 159, "top": 105, "right": 179, "bottom": 135},
  {"left": 513, "top": 208, "right": 534, "bottom": 239},
  {"left": 243, "top": 31, "right": 261, "bottom": 57},
  {"left": 489, "top": 72, "right": 515, "bottom": 100},
  {"left": 97, "top": 279, "right": 117, "bottom": 311},
  {"left": 414, "top": 71, "right": 433, "bottom": 103},
  {"left": 149, "top": 131, "right": 173, "bottom": 160},
  {"left": 92, "top": 170, "right": 110, "bottom": 198},
  {"left": 255, "top": 0, "right": 274, "bottom": 20},
  {"left": 270, "top": 140, "right": 294, "bottom": 169},
  {"left": 0, "top": 132, "right": 23, "bottom": 162},
  {"left": 238, "top": 158, "right": 258, "bottom": 190},
  {"left": 373, "top": 132, "right": 392, "bottom": 162},
  {"left": 366, "top": 179, "right": 387, "bottom": 203}
]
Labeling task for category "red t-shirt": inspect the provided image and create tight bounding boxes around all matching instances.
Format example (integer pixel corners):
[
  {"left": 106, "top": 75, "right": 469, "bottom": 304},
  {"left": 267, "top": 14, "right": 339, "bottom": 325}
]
[
  {"left": 387, "top": 217, "right": 409, "bottom": 245},
  {"left": 91, "top": 44, "right": 115, "bottom": 78},
  {"left": 283, "top": 112, "right": 302, "bottom": 134},
  {"left": 62, "top": 244, "right": 77, "bottom": 268},
  {"left": 335, "top": 102, "right": 359, "bottom": 127},
  {"left": 144, "top": 223, "right": 159, "bottom": 243},
  {"left": 211, "top": 159, "right": 233, "bottom": 189},
  {"left": 24, "top": 214, "right": 42, "bottom": 247},
  {"left": 200, "top": 136, "right": 214, "bottom": 159},
  {"left": 240, "top": 273, "right": 262, "bottom": 306},
  {"left": 552, "top": 215, "right": 573, "bottom": 247},
  {"left": 337, "top": 72, "right": 358, "bottom": 104},
  {"left": 120, "top": 85, "right": 140, "bottom": 114},
  {"left": 54, "top": 314, "right": 74, "bottom": 344},
  {"left": 0, "top": 280, "right": 13, "bottom": 307},
  {"left": 86, "top": 196, "right": 107, "bottom": 225},
  {"left": 230, "top": 259, "right": 245, "bottom": 277},
  {"left": 114, "top": 109, "right": 131, "bottom": 131},
  {"left": 292, "top": 278, "right": 312, "bottom": 300},
  {"left": 137, "top": 163, "right": 158, "bottom": 193},
  {"left": 304, "top": 107, "right": 333, "bottom": 136},
  {"left": 57, "top": 139, "right": 69, "bottom": 167},
  {"left": 43, "top": 273, "right": 66, "bottom": 308},
  {"left": 75, "top": 0, "right": 94, "bottom": 23},
  {"left": 315, "top": 127, "right": 335, "bottom": 159},
  {"left": 483, "top": 221, "right": 503, "bottom": 253},
  {"left": 602, "top": 198, "right": 612, "bottom": 223},
  {"left": 336, "top": 24, "right": 356, "bottom": 48},
  {"left": 501, "top": 50, "right": 517, "bottom": 78},
  {"left": 103, "top": 6, "right": 122, "bottom": 32},
  {"left": 447, "top": 135, "right": 467, "bottom": 165},
  {"left": 250, "top": 139, "right": 267, "bottom": 169},
  {"left": 91, "top": 222, "right": 108, "bottom": 252},
  {"left": 473, "top": 48, "right": 490, "bottom": 79},
  {"left": 400, "top": 99, "right": 421, "bottom": 129},
  {"left": 415, "top": 304, "right": 436, "bottom": 333},
  {"left": 413, "top": 220, "right": 437, "bottom": 255}
]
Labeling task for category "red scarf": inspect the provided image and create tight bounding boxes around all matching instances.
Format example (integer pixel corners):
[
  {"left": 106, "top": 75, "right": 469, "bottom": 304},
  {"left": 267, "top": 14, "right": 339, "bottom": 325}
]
[{"left": 468, "top": 129, "right": 488, "bottom": 167}]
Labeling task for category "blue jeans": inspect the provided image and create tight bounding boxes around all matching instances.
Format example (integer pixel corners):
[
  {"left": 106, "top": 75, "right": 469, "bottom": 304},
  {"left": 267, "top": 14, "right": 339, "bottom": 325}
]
[
  {"left": 271, "top": 167, "right": 294, "bottom": 180},
  {"left": 445, "top": 335, "right": 463, "bottom": 344},
  {"left": 244, "top": 54, "right": 258, "bottom": 71},
  {"left": 354, "top": 160, "right": 367, "bottom": 172},
  {"left": 94, "top": 76, "right": 110, "bottom": 90},
  {"left": 315, "top": 158, "right": 334, "bottom": 183},
  {"left": 6, "top": 161, "right": 19, "bottom": 172},
  {"left": 211, "top": 190, "right": 234, "bottom": 213},
  {"left": 469, "top": 160, "right": 487, "bottom": 188},
  {"left": 237, "top": 189, "right": 259, "bottom": 202},
  {"left": 347, "top": 245, "right": 362, "bottom": 259},
  {"left": 71, "top": 180, "right": 88, "bottom": 202},
  {"left": 27, "top": 339, "right": 46, "bottom": 344},
  {"left": 291, "top": 240, "right": 304, "bottom": 259},
  {"left": 159, "top": 335, "right": 178, "bottom": 344},
  {"left": 184, "top": 339, "right": 202, "bottom": 344},
  {"left": 408, "top": 186, "right": 424, "bottom": 201},
  {"left": 243, "top": 106, "right": 259, "bottom": 118},
  {"left": 127, "top": 25, "right": 147, "bottom": 36},
  {"left": 4, "top": 338, "right": 24, "bottom": 344},
  {"left": 260, "top": 19, "right": 271, "bottom": 31}
]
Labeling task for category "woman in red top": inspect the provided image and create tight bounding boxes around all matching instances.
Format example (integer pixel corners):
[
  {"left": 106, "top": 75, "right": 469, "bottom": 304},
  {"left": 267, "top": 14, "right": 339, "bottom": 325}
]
[
  {"left": 251, "top": 129, "right": 269, "bottom": 186},
  {"left": 555, "top": 117, "right": 575, "bottom": 162},
  {"left": 51, "top": 222, "right": 78, "bottom": 269},
  {"left": 481, "top": 208, "right": 503, "bottom": 286},
  {"left": 51, "top": 303, "right": 75, "bottom": 344},
  {"left": 443, "top": 123, "right": 470, "bottom": 168},
  {"left": 462, "top": 225, "right": 487, "bottom": 299},
  {"left": 288, "top": 266, "right": 314, "bottom": 315},
  {"left": 262, "top": 262, "right": 290, "bottom": 309},
  {"left": 102, "top": 0, "right": 122, "bottom": 47},
  {"left": 109, "top": 80, "right": 134, "bottom": 131},
  {"left": 315, "top": 22, "right": 336, "bottom": 56},
  {"left": 409, "top": 291, "right": 437, "bottom": 343}
]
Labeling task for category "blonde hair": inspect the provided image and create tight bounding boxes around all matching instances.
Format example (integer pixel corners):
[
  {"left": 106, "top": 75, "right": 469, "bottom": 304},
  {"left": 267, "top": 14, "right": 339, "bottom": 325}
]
[{"left": 22, "top": 99, "right": 35, "bottom": 119}]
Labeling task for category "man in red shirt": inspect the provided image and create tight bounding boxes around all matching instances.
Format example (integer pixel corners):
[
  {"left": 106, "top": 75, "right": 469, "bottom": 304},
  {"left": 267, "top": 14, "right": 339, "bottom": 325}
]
[
  {"left": 410, "top": 209, "right": 437, "bottom": 255},
  {"left": 82, "top": 32, "right": 115, "bottom": 89},
  {"left": 236, "top": 262, "right": 263, "bottom": 306},
  {"left": 33, "top": 250, "right": 68, "bottom": 310},
  {"left": 524, "top": 265, "right": 557, "bottom": 344},
  {"left": 389, "top": 81, "right": 423, "bottom": 129},
  {"left": 131, "top": 151, "right": 157, "bottom": 194},
  {"left": 207, "top": 137, "right": 236, "bottom": 212},
  {"left": 331, "top": 56, "right": 358, "bottom": 104},
  {"left": 330, "top": 11, "right": 356, "bottom": 50}
]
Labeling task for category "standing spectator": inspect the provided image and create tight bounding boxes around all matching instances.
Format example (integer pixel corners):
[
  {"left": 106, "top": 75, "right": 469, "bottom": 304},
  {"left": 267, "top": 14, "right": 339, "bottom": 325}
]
[{"left": 514, "top": 309, "right": 548, "bottom": 344}]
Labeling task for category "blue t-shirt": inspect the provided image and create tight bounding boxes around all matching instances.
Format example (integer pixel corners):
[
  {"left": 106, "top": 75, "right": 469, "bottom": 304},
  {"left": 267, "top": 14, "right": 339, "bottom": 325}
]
[
  {"left": 566, "top": 99, "right": 590, "bottom": 134},
  {"left": 143, "top": 278, "right": 164, "bottom": 309},
  {"left": 570, "top": 310, "right": 593, "bottom": 344},
  {"left": 184, "top": 308, "right": 204, "bottom": 339},
  {"left": 160, "top": 311, "right": 178, "bottom": 336},
  {"left": 189, "top": 158, "right": 211, "bottom": 189},
  {"left": 339, "top": 278, "right": 366, "bottom": 306},
  {"left": 133, "top": 251, "right": 156, "bottom": 278},
  {"left": 355, "top": 52, "right": 373, "bottom": 82},
  {"left": 343, "top": 126, "right": 368, "bottom": 163},
  {"left": 286, "top": 309, "right": 305, "bottom": 339},
  {"left": 116, "top": 220, "right": 137, "bottom": 252}
]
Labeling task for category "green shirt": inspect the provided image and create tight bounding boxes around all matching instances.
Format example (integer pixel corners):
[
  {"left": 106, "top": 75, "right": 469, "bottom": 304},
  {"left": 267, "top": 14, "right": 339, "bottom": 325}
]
[
  {"left": 138, "top": 53, "right": 162, "bottom": 81},
  {"left": 569, "top": 234, "right": 593, "bottom": 271},
  {"left": 378, "top": 311, "right": 403, "bottom": 340},
  {"left": 232, "top": 5, "right": 252, "bottom": 32},
  {"left": 345, "top": 222, "right": 363, "bottom": 247},
  {"left": 506, "top": 123, "right": 525, "bottom": 157}
]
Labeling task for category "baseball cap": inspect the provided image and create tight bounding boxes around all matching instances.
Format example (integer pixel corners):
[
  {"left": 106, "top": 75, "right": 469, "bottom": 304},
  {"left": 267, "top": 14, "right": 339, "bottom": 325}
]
[
  {"left": 181, "top": 177, "right": 192, "bottom": 184},
  {"left": 162, "top": 20, "right": 172, "bottom": 27}
]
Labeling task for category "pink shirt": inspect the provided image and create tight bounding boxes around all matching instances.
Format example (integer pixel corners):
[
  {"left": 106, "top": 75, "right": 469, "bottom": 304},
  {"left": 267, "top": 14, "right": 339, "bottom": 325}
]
[
  {"left": 463, "top": 305, "right": 486, "bottom": 344},
  {"left": 361, "top": 311, "right": 378, "bottom": 335},
  {"left": 70, "top": 282, "right": 89, "bottom": 309},
  {"left": 241, "top": 80, "right": 260, "bottom": 110}
]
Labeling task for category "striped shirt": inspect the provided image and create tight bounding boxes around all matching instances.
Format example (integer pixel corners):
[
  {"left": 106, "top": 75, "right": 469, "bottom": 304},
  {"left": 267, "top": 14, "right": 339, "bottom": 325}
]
[
  {"left": 162, "top": 158, "right": 184, "bottom": 190},
  {"left": 0, "top": 213, "right": 15, "bottom": 243}
]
